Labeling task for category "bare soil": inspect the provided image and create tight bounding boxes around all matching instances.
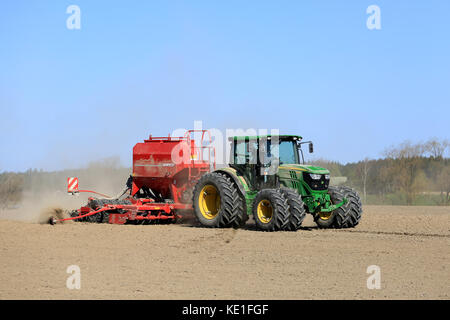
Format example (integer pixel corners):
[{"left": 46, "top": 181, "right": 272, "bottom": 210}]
[{"left": 0, "top": 205, "right": 449, "bottom": 299}]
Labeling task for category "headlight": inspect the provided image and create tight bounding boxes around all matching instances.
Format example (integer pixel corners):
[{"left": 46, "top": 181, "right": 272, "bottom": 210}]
[
  {"left": 325, "top": 174, "right": 330, "bottom": 180},
  {"left": 309, "top": 173, "right": 321, "bottom": 180}
]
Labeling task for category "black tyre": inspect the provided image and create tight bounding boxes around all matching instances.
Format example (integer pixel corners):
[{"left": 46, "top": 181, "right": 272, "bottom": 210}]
[
  {"left": 315, "top": 186, "right": 362, "bottom": 228},
  {"left": 101, "top": 211, "right": 110, "bottom": 223},
  {"left": 337, "top": 186, "right": 363, "bottom": 228},
  {"left": 214, "top": 172, "right": 248, "bottom": 228},
  {"left": 252, "top": 189, "right": 290, "bottom": 231},
  {"left": 88, "top": 199, "right": 105, "bottom": 223},
  {"left": 192, "top": 172, "right": 245, "bottom": 228},
  {"left": 280, "top": 187, "right": 307, "bottom": 231},
  {"left": 87, "top": 198, "right": 132, "bottom": 224}
]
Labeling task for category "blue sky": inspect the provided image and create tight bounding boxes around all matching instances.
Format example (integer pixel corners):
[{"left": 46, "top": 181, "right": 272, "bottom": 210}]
[{"left": 0, "top": 1, "right": 449, "bottom": 171}]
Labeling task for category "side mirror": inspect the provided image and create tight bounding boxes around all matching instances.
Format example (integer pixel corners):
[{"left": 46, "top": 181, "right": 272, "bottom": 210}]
[{"left": 309, "top": 143, "right": 314, "bottom": 153}]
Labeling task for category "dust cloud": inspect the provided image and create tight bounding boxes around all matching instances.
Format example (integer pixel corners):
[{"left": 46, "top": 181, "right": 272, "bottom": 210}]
[{"left": 0, "top": 157, "right": 131, "bottom": 224}]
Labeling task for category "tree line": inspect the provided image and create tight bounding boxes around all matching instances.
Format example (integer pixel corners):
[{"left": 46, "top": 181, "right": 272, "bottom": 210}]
[{"left": 312, "top": 138, "right": 449, "bottom": 205}]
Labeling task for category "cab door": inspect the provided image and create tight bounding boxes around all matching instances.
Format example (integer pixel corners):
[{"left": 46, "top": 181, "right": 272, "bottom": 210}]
[{"left": 229, "top": 138, "right": 259, "bottom": 189}]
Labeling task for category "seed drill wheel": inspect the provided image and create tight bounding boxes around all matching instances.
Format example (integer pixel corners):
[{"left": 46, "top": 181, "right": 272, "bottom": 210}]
[
  {"left": 252, "top": 189, "right": 290, "bottom": 231},
  {"left": 315, "top": 186, "right": 363, "bottom": 229},
  {"left": 192, "top": 172, "right": 245, "bottom": 228}
]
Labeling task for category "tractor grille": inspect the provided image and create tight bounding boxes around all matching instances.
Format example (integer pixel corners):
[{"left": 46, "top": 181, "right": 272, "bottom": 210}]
[
  {"left": 303, "top": 172, "right": 330, "bottom": 191},
  {"left": 289, "top": 171, "right": 298, "bottom": 179},
  {"left": 289, "top": 171, "right": 300, "bottom": 189}
]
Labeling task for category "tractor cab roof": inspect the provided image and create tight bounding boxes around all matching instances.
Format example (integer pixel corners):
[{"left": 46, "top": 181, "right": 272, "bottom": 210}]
[{"left": 228, "top": 135, "right": 303, "bottom": 141}]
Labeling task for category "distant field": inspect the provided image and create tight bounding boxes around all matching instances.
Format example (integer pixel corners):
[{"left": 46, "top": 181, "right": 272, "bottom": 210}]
[{"left": 364, "top": 193, "right": 449, "bottom": 206}]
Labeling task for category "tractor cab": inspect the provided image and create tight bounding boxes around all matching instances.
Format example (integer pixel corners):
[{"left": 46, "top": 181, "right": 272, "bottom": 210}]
[{"left": 228, "top": 135, "right": 314, "bottom": 190}]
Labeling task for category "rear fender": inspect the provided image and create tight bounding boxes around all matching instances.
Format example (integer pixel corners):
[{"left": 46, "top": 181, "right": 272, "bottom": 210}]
[{"left": 213, "top": 168, "right": 249, "bottom": 197}]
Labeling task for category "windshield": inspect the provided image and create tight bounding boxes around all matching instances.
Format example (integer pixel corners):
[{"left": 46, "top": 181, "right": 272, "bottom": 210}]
[
  {"left": 267, "top": 140, "right": 300, "bottom": 165},
  {"left": 231, "top": 138, "right": 301, "bottom": 165}
]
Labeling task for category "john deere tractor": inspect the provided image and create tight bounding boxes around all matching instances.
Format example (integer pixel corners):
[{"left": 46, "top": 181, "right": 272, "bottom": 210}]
[{"left": 192, "top": 135, "right": 362, "bottom": 231}]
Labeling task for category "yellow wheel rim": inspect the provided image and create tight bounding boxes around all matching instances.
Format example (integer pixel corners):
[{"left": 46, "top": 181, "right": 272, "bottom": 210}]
[
  {"left": 199, "top": 184, "right": 221, "bottom": 220},
  {"left": 318, "top": 211, "right": 333, "bottom": 221},
  {"left": 257, "top": 199, "right": 273, "bottom": 224}
]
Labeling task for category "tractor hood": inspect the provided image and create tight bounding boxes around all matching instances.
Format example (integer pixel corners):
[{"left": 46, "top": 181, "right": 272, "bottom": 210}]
[{"left": 278, "top": 164, "right": 330, "bottom": 175}]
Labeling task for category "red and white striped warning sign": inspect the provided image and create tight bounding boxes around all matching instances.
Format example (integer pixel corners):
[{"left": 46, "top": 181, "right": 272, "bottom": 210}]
[{"left": 67, "top": 177, "right": 79, "bottom": 193}]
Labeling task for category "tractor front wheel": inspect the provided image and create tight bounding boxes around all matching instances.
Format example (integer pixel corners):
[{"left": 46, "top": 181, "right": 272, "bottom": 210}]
[
  {"left": 280, "top": 187, "right": 307, "bottom": 231},
  {"left": 315, "top": 186, "right": 362, "bottom": 228},
  {"left": 253, "top": 189, "right": 290, "bottom": 231},
  {"left": 336, "top": 186, "right": 363, "bottom": 228}
]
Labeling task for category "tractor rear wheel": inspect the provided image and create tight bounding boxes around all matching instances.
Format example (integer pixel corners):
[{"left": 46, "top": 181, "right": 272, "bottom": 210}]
[
  {"left": 192, "top": 172, "right": 245, "bottom": 228},
  {"left": 315, "top": 186, "right": 362, "bottom": 228},
  {"left": 252, "top": 189, "right": 290, "bottom": 231},
  {"left": 214, "top": 172, "right": 248, "bottom": 228},
  {"left": 280, "top": 187, "right": 307, "bottom": 231}
]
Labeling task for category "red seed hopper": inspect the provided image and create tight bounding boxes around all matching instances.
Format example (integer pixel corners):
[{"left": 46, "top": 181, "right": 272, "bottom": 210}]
[{"left": 50, "top": 130, "right": 215, "bottom": 225}]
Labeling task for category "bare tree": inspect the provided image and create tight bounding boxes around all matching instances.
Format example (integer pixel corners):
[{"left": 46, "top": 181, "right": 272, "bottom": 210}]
[
  {"left": 383, "top": 141, "right": 426, "bottom": 205},
  {"left": 437, "top": 165, "right": 450, "bottom": 205},
  {"left": 425, "top": 138, "right": 449, "bottom": 159},
  {"left": 0, "top": 173, "right": 24, "bottom": 208},
  {"left": 356, "top": 157, "right": 371, "bottom": 202}
]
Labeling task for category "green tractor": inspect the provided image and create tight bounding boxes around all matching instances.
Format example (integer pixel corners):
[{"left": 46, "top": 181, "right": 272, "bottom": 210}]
[{"left": 192, "top": 135, "right": 362, "bottom": 231}]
